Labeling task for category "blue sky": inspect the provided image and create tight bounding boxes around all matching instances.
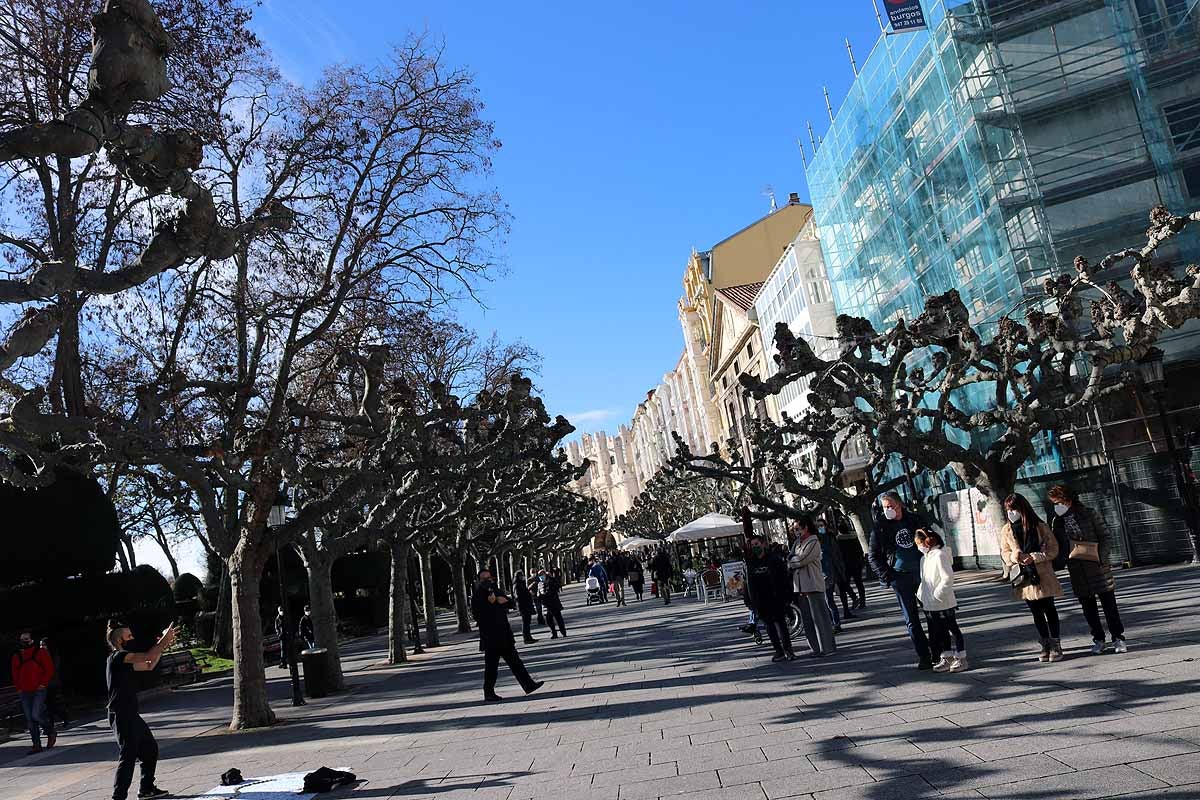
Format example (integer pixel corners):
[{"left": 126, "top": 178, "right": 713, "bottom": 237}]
[{"left": 254, "top": 0, "right": 885, "bottom": 436}]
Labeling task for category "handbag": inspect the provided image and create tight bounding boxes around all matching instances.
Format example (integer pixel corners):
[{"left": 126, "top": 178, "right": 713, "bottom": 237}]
[
  {"left": 1069, "top": 540, "right": 1101, "bottom": 562},
  {"left": 1009, "top": 563, "right": 1040, "bottom": 589}
]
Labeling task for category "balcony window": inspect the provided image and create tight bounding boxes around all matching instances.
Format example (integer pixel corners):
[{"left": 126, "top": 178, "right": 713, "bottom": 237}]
[{"left": 1165, "top": 97, "right": 1200, "bottom": 198}]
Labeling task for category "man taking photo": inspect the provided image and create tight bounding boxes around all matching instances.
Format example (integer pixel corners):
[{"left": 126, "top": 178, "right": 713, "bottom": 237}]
[{"left": 106, "top": 619, "right": 176, "bottom": 800}]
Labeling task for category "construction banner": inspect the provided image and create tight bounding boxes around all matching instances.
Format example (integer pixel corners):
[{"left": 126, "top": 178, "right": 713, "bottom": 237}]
[{"left": 884, "top": 0, "right": 927, "bottom": 32}]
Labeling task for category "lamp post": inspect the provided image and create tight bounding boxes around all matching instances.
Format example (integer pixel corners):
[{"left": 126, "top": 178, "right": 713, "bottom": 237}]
[
  {"left": 269, "top": 491, "right": 306, "bottom": 706},
  {"left": 1137, "top": 347, "right": 1200, "bottom": 564}
]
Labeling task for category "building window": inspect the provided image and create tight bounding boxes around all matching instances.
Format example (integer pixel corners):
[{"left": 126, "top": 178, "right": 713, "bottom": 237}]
[
  {"left": 1165, "top": 97, "right": 1200, "bottom": 197},
  {"left": 746, "top": 342, "right": 754, "bottom": 359}
]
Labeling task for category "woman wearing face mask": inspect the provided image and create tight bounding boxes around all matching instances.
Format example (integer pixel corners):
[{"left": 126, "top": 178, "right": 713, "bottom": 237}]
[
  {"left": 915, "top": 530, "right": 967, "bottom": 672},
  {"left": 999, "top": 493, "right": 1064, "bottom": 662},
  {"left": 1048, "top": 485, "right": 1127, "bottom": 655},
  {"left": 789, "top": 517, "right": 837, "bottom": 656}
]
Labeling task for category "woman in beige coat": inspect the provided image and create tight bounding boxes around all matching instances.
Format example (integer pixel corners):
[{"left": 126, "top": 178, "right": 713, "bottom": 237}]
[
  {"left": 789, "top": 517, "right": 837, "bottom": 656},
  {"left": 999, "top": 493, "right": 1064, "bottom": 662}
]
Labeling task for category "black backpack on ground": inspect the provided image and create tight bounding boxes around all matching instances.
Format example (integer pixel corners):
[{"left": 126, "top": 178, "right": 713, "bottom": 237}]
[{"left": 303, "top": 767, "right": 357, "bottom": 793}]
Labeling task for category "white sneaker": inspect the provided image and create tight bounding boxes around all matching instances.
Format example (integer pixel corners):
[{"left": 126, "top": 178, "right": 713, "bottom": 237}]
[
  {"left": 1090, "top": 639, "right": 1107, "bottom": 655},
  {"left": 932, "top": 656, "right": 953, "bottom": 673},
  {"left": 1113, "top": 639, "right": 1128, "bottom": 654},
  {"left": 949, "top": 655, "right": 969, "bottom": 672}
]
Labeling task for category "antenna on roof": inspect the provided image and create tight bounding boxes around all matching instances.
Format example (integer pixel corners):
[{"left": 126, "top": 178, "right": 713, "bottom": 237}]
[
  {"left": 763, "top": 185, "right": 777, "bottom": 213},
  {"left": 823, "top": 86, "right": 835, "bottom": 122},
  {"left": 797, "top": 137, "right": 807, "bottom": 166},
  {"left": 870, "top": 0, "right": 887, "bottom": 32},
  {"left": 807, "top": 120, "right": 818, "bottom": 151},
  {"left": 845, "top": 38, "right": 859, "bottom": 75}
]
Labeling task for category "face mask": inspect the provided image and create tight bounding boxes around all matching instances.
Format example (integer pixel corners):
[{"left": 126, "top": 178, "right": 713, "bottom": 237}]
[
  {"left": 917, "top": 545, "right": 931, "bottom": 554},
  {"left": 817, "top": 526, "right": 826, "bottom": 534},
  {"left": 1053, "top": 503, "right": 1069, "bottom": 517},
  {"left": 751, "top": 545, "right": 765, "bottom": 557},
  {"left": 883, "top": 507, "right": 898, "bottom": 521},
  {"left": 1007, "top": 509, "right": 1021, "bottom": 523}
]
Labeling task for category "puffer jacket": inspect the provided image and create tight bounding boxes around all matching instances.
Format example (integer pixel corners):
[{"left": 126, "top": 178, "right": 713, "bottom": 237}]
[
  {"left": 1054, "top": 504, "right": 1116, "bottom": 597},
  {"left": 788, "top": 535, "right": 825, "bottom": 594},
  {"left": 999, "top": 520, "right": 1063, "bottom": 602},
  {"left": 917, "top": 547, "right": 957, "bottom": 611}
]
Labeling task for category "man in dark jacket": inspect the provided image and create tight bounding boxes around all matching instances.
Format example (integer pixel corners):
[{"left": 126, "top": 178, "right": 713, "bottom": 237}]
[
  {"left": 608, "top": 551, "right": 629, "bottom": 606},
  {"left": 745, "top": 535, "right": 796, "bottom": 661},
  {"left": 471, "top": 568, "right": 543, "bottom": 702},
  {"left": 650, "top": 548, "right": 674, "bottom": 605},
  {"left": 513, "top": 572, "right": 538, "bottom": 644},
  {"left": 12, "top": 631, "right": 56, "bottom": 754},
  {"left": 299, "top": 606, "right": 316, "bottom": 651},
  {"left": 868, "top": 492, "right": 932, "bottom": 669}
]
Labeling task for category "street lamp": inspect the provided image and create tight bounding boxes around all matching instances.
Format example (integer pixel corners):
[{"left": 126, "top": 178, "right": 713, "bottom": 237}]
[
  {"left": 1137, "top": 347, "right": 1200, "bottom": 564},
  {"left": 270, "top": 489, "right": 306, "bottom": 706}
]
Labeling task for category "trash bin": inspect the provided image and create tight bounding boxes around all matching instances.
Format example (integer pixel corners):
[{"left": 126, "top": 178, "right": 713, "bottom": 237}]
[{"left": 300, "top": 648, "right": 331, "bottom": 698}]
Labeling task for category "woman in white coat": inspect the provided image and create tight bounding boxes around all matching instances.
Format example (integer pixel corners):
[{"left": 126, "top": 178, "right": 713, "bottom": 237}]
[
  {"left": 916, "top": 529, "right": 967, "bottom": 672},
  {"left": 789, "top": 516, "right": 837, "bottom": 656}
]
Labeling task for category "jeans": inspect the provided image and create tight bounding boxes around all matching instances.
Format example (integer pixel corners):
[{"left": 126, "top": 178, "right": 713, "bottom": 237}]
[
  {"left": 1079, "top": 591, "right": 1125, "bottom": 642},
  {"left": 891, "top": 571, "right": 931, "bottom": 662},
  {"left": 613, "top": 579, "right": 626, "bottom": 606},
  {"left": 111, "top": 713, "right": 158, "bottom": 800},
  {"left": 1026, "top": 597, "right": 1060, "bottom": 639},
  {"left": 924, "top": 609, "right": 965, "bottom": 659},
  {"left": 825, "top": 582, "right": 841, "bottom": 627},
  {"left": 483, "top": 645, "right": 537, "bottom": 697},
  {"left": 760, "top": 611, "right": 793, "bottom": 656},
  {"left": 19, "top": 688, "right": 51, "bottom": 747},
  {"left": 797, "top": 592, "right": 837, "bottom": 655}
]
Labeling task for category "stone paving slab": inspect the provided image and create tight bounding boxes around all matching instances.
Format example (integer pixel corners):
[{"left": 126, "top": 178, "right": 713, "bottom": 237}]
[{"left": 3, "top": 565, "right": 1200, "bottom": 799}]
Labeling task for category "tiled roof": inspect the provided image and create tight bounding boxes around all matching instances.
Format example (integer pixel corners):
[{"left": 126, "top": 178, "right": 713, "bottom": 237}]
[{"left": 715, "top": 282, "right": 764, "bottom": 312}]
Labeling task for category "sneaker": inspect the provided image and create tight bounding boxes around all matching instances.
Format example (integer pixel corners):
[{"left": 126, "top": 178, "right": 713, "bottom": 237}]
[
  {"left": 1090, "top": 639, "right": 1107, "bottom": 656},
  {"left": 931, "top": 656, "right": 954, "bottom": 673},
  {"left": 138, "top": 787, "right": 171, "bottom": 799},
  {"left": 949, "top": 655, "right": 969, "bottom": 672},
  {"left": 917, "top": 659, "right": 933, "bottom": 671},
  {"left": 1113, "top": 639, "right": 1129, "bottom": 654}
]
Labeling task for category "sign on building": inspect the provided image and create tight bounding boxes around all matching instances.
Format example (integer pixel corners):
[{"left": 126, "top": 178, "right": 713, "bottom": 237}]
[
  {"left": 884, "top": 0, "right": 927, "bottom": 32},
  {"left": 938, "top": 487, "right": 1002, "bottom": 565}
]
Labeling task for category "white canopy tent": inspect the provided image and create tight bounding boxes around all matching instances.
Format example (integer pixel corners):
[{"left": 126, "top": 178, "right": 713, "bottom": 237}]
[
  {"left": 666, "top": 512, "right": 745, "bottom": 543},
  {"left": 617, "top": 536, "right": 663, "bottom": 550}
]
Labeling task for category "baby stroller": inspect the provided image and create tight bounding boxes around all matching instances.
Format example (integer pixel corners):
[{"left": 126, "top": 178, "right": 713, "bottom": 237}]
[{"left": 585, "top": 575, "right": 602, "bottom": 605}]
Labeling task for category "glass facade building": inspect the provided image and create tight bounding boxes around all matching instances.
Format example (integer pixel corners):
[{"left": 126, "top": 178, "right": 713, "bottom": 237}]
[{"left": 806, "top": 0, "right": 1200, "bottom": 477}]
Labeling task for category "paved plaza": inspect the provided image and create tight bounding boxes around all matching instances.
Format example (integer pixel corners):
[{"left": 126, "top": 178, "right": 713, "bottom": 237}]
[{"left": 4, "top": 564, "right": 1200, "bottom": 800}]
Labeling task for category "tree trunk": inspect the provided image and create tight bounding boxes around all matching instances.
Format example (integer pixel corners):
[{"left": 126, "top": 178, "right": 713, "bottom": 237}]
[
  {"left": 419, "top": 549, "right": 440, "bottom": 647},
  {"left": 452, "top": 551, "right": 471, "bottom": 634},
  {"left": 228, "top": 541, "right": 275, "bottom": 730},
  {"left": 116, "top": 535, "right": 132, "bottom": 572},
  {"left": 215, "top": 567, "right": 234, "bottom": 658},
  {"left": 388, "top": 539, "right": 411, "bottom": 665},
  {"left": 305, "top": 552, "right": 345, "bottom": 691},
  {"left": 846, "top": 504, "right": 872, "bottom": 553}
]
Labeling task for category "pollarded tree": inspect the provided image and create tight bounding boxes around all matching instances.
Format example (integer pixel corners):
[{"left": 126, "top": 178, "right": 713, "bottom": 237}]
[
  {"left": 742, "top": 206, "right": 1200, "bottom": 536},
  {"left": 613, "top": 461, "right": 737, "bottom": 539}
]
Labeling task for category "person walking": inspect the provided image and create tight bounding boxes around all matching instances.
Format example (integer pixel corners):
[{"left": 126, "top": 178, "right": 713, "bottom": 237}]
[
  {"left": 534, "top": 568, "right": 547, "bottom": 626},
  {"left": 514, "top": 572, "right": 538, "bottom": 644},
  {"left": 11, "top": 631, "right": 56, "bottom": 754},
  {"left": 915, "top": 530, "right": 968, "bottom": 672},
  {"left": 790, "top": 517, "right": 837, "bottom": 656},
  {"left": 1000, "top": 493, "right": 1065, "bottom": 663},
  {"left": 817, "top": 520, "right": 849, "bottom": 630},
  {"left": 835, "top": 519, "right": 866, "bottom": 610},
  {"left": 745, "top": 533, "right": 797, "bottom": 661},
  {"left": 273, "top": 606, "right": 291, "bottom": 669},
  {"left": 608, "top": 552, "right": 629, "bottom": 606},
  {"left": 298, "top": 606, "right": 316, "bottom": 651},
  {"left": 541, "top": 568, "right": 568, "bottom": 638},
  {"left": 629, "top": 558, "right": 645, "bottom": 601},
  {"left": 1048, "top": 485, "right": 1128, "bottom": 655},
  {"left": 40, "top": 637, "right": 70, "bottom": 729},
  {"left": 106, "top": 620, "right": 176, "bottom": 800},
  {"left": 651, "top": 547, "right": 674, "bottom": 605},
  {"left": 471, "top": 568, "right": 543, "bottom": 703},
  {"left": 868, "top": 492, "right": 933, "bottom": 669}
]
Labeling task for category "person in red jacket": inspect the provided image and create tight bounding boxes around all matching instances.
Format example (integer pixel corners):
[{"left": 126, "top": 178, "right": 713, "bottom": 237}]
[{"left": 11, "top": 630, "right": 56, "bottom": 754}]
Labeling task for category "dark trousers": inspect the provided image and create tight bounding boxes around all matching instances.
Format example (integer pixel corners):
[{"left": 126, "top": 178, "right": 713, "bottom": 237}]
[
  {"left": 545, "top": 606, "right": 566, "bottom": 636},
  {"left": 632, "top": 582, "right": 643, "bottom": 600},
  {"left": 520, "top": 611, "right": 535, "bottom": 641},
  {"left": 924, "top": 609, "right": 965, "bottom": 659},
  {"left": 111, "top": 713, "right": 157, "bottom": 800},
  {"left": 1026, "top": 597, "right": 1061, "bottom": 639},
  {"left": 658, "top": 579, "right": 672, "bottom": 604},
  {"left": 613, "top": 579, "right": 626, "bottom": 606},
  {"left": 825, "top": 583, "right": 841, "bottom": 626},
  {"left": 760, "top": 611, "right": 794, "bottom": 656},
  {"left": 536, "top": 600, "right": 545, "bottom": 625},
  {"left": 1079, "top": 591, "right": 1125, "bottom": 641},
  {"left": 839, "top": 539, "right": 866, "bottom": 605},
  {"left": 483, "top": 645, "right": 537, "bottom": 697},
  {"left": 892, "top": 571, "right": 931, "bottom": 661}
]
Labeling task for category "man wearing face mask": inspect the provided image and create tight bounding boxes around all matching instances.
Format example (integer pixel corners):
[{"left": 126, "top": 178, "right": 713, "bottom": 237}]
[
  {"left": 106, "top": 620, "right": 176, "bottom": 800},
  {"left": 745, "top": 534, "right": 796, "bottom": 661},
  {"left": 11, "top": 630, "right": 56, "bottom": 754},
  {"left": 471, "top": 568, "right": 544, "bottom": 702},
  {"left": 868, "top": 492, "right": 933, "bottom": 669}
]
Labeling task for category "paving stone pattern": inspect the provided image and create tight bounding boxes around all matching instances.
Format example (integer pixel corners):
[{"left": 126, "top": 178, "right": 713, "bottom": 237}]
[{"left": 2, "top": 564, "right": 1199, "bottom": 799}]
